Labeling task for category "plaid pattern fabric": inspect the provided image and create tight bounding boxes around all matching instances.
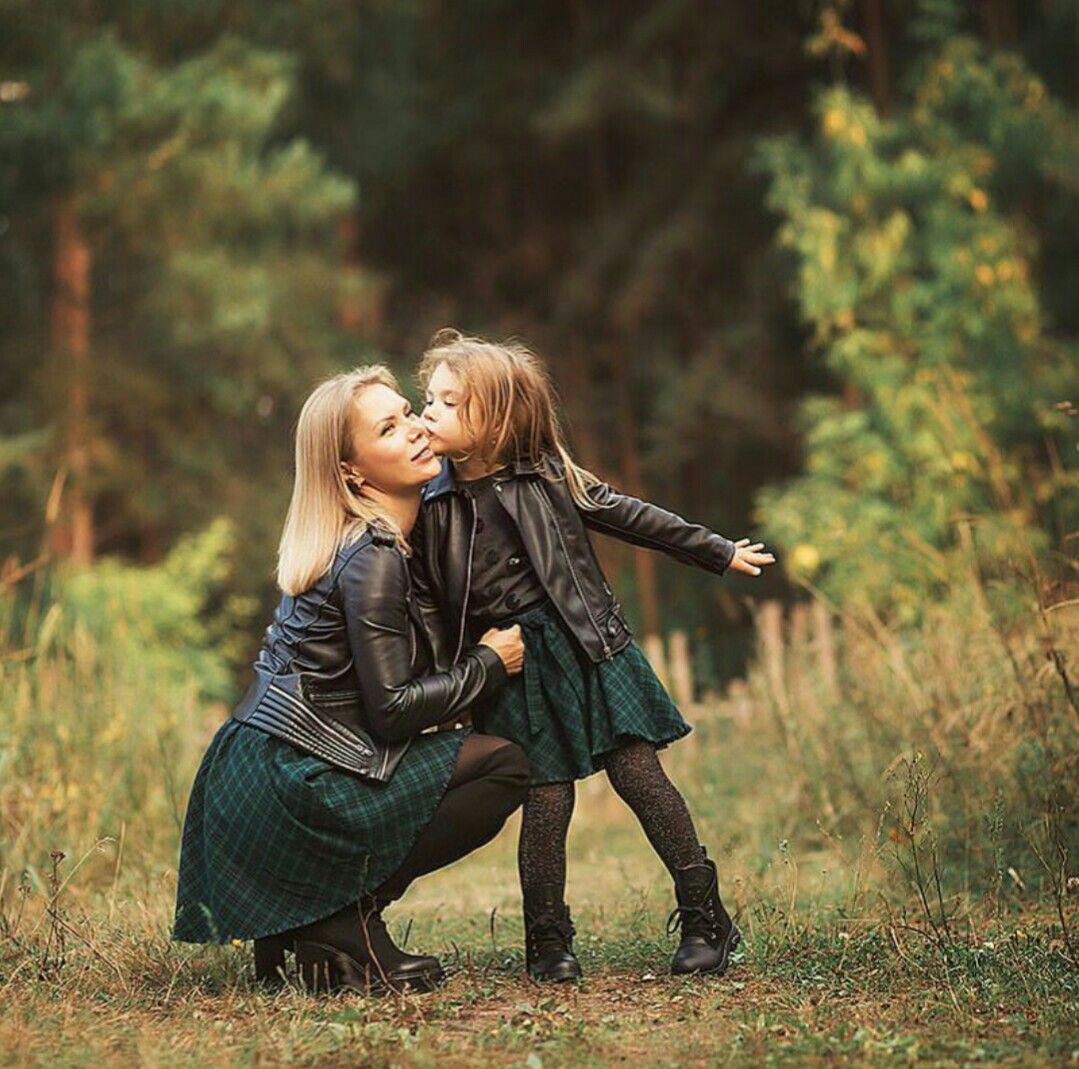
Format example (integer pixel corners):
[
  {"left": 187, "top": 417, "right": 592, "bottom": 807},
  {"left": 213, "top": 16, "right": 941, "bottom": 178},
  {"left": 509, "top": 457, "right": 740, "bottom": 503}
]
[
  {"left": 172, "top": 720, "right": 465, "bottom": 943},
  {"left": 473, "top": 601, "right": 691, "bottom": 785}
]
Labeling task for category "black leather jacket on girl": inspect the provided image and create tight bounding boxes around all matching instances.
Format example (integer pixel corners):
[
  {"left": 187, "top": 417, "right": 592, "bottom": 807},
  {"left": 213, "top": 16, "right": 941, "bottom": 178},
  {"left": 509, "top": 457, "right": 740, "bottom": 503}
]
[
  {"left": 231, "top": 527, "right": 508, "bottom": 782},
  {"left": 413, "top": 455, "right": 737, "bottom": 666}
]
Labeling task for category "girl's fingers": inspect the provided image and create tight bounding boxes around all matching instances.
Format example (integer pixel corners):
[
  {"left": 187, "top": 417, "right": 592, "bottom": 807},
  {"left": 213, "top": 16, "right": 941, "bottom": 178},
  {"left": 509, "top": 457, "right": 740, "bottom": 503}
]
[{"left": 734, "top": 538, "right": 750, "bottom": 547}]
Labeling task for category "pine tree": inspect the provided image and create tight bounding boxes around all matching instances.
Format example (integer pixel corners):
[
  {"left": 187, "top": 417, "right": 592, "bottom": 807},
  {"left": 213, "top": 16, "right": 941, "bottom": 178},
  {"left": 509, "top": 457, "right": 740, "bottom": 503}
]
[{"left": 0, "top": 11, "right": 357, "bottom": 568}]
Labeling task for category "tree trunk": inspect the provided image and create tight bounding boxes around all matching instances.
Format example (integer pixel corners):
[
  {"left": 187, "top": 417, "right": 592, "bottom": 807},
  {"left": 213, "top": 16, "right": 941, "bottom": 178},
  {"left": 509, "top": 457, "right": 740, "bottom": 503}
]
[
  {"left": 50, "top": 194, "right": 93, "bottom": 566},
  {"left": 980, "top": 0, "right": 1018, "bottom": 47},
  {"left": 862, "top": 0, "right": 891, "bottom": 116}
]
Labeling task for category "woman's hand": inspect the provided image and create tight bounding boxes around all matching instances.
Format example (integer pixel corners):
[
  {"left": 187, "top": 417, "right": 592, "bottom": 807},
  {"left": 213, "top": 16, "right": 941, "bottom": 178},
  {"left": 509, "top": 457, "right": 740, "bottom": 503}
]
[
  {"left": 480, "top": 624, "right": 525, "bottom": 675},
  {"left": 728, "top": 538, "right": 776, "bottom": 577}
]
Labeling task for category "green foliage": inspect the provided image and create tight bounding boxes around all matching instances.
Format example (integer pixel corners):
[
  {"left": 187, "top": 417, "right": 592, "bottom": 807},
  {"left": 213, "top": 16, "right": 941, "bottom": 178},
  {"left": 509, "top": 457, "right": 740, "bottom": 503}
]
[
  {"left": 50, "top": 518, "right": 250, "bottom": 700},
  {"left": 0, "top": 520, "right": 247, "bottom": 870},
  {"left": 756, "top": 30, "right": 1078, "bottom": 618},
  {"left": 0, "top": 11, "right": 362, "bottom": 589}
]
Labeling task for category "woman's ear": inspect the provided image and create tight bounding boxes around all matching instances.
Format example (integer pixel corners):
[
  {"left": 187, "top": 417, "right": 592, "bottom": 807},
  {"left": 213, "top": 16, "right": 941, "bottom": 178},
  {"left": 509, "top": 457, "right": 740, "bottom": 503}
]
[{"left": 340, "top": 462, "right": 364, "bottom": 490}]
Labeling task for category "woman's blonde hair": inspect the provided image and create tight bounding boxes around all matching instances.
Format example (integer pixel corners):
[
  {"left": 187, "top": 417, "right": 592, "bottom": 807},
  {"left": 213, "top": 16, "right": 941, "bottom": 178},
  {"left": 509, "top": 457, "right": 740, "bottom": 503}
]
[
  {"left": 276, "top": 365, "right": 403, "bottom": 595},
  {"left": 418, "top": 329, "right": 603, "bottom": 510}
]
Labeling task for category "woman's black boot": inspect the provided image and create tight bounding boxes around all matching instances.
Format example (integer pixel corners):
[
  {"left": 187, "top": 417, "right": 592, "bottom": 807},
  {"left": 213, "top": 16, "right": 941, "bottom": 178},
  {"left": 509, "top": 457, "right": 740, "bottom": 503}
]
[
  {"left": 668, "top": 851, "right": 741, "bottom": 976},
  {"left": 253, "top": 932, "right": 295, "bottom": 986},
  {"left": 523, "top": 883, "right": 582, "bottom": 982},
  {"left": 294, "top": 898, "right": 445, "bottom": 995}
]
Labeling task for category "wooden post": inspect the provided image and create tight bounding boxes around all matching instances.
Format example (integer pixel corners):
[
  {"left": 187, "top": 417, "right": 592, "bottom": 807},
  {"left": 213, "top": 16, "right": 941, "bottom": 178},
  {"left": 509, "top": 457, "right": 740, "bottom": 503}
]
[
  {"left": 668, "top": 628, "right": 695, "bottom": 709},
  {"left": 642, "top": 633, "right": 669, "bottom": 689},
  {"left": 812, "top": 600, "right": 838, "bottom": 697}
]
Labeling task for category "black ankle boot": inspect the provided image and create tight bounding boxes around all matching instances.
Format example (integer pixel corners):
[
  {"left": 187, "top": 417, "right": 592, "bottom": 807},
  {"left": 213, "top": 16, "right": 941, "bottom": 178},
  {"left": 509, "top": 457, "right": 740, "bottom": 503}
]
[
  {"left": 293, "top": 898, "right": 445, "bottom": 995},
  {"left": 523, "top": 883, "right": 582, "bottom": 983},
  {"left": 668, "top": 851, "right": 741, "bottom": 976},
  {"left": 253, "top": 931, "right": 294, "bottom": 986}
]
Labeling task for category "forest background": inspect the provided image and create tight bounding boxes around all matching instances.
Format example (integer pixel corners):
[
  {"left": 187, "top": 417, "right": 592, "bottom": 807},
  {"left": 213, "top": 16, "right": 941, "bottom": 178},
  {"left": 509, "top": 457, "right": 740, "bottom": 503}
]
[{"left": 1, "top": 1, "right": 1077, "bottom": 1066}]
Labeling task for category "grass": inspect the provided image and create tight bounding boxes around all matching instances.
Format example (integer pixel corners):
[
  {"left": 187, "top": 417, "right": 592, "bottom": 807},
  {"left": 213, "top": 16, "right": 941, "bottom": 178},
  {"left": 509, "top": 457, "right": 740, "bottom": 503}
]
[
  {"left": 2, "top": 733, "right": 1076, "bottom": 1068},
  {"left": 2, "top": 552, "right": 1077, "bottom": 1066}
]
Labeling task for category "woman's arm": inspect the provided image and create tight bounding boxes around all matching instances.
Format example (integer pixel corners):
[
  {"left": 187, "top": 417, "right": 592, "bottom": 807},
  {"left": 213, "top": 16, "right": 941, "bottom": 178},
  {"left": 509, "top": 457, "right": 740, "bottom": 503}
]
[{"left": 338, "top": 541, "right": 507, "bottom": 742}]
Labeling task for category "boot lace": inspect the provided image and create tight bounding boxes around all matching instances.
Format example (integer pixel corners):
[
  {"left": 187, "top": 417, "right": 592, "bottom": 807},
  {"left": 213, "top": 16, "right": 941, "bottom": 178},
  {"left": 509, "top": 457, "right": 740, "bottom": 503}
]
[
  {"left": 666, "top": 903, "right": 718, "bottom": 941},
  {"left": 527, "top": 908, "right": 575, "bottom": 956}
]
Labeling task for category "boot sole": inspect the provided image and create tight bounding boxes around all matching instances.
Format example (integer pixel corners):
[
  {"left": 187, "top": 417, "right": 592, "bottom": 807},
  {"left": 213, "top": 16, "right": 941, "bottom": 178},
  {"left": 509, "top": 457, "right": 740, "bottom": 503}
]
[
  {"left": 671, "top": 924, "right": 742, "bottom": 978},
  {"left": 295, "top": 939, "right": 445, "bottom": 996},
  {"left": 528, "top": 962, "right": 583, "bottom": 983}
]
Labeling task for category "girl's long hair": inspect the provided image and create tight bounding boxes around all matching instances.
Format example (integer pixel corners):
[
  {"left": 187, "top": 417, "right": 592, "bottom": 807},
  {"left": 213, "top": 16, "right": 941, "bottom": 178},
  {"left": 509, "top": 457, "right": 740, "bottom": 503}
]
[
  {"left": 418, "top": 329, "right": 604, "bottom": 511},
  {"left": 276, "top": 365, "right": 402, "bottom": 595}
]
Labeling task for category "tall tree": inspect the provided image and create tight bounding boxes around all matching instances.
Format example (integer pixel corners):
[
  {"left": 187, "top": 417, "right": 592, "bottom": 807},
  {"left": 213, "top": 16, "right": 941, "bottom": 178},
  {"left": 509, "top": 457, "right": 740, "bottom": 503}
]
[{"left": 0, "top": 11, "right": 357, "bottom": 570}]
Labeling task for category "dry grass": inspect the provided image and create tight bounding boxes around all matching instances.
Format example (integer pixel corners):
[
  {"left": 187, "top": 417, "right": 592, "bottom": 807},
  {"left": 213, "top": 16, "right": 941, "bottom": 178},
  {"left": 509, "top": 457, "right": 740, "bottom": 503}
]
[{"left": 2, "top": 562, "right": 1077, "bottom": 1066}]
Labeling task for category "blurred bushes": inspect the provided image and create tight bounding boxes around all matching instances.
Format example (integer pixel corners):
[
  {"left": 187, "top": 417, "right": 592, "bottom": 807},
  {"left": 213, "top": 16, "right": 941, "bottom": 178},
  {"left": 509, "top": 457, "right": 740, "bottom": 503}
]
[
  {"left": 0, "top": 521, "right": 245, "bottom": 881},
  {"left": 755, "top": 27, "right": 1077, "bottom": 620}
]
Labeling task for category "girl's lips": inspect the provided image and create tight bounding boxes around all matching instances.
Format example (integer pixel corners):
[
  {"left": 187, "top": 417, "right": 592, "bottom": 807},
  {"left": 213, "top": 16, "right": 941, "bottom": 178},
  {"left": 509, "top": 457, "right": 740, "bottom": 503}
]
[{"left": 412, "top": 445, "right": 435, "bottom": 464}]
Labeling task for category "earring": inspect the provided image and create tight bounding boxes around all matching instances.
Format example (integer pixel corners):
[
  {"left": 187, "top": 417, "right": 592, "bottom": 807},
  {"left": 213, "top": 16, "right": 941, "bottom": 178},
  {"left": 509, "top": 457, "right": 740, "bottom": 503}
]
[{"left": 341, "top": 465, "right": 364, "bottom": 492}]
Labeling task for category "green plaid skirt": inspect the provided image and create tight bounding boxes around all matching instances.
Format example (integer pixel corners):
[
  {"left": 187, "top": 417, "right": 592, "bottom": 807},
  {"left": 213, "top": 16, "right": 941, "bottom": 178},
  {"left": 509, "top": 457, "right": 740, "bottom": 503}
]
[
  {"left": 472, "top": 600, "right": 691, "bottom": 785},
  {"left": 172, "top": 719, "right": 465, "bottom": 943}
]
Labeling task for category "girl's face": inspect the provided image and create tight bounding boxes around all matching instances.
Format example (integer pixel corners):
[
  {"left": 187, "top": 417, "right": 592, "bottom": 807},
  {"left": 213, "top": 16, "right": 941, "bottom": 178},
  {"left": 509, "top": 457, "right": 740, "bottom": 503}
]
[
  {"left": 422, "top": 362, "right": 476, "bottom": 457},
  {"left": 348, "top": 384, "right": 440, "bottom": 492}
]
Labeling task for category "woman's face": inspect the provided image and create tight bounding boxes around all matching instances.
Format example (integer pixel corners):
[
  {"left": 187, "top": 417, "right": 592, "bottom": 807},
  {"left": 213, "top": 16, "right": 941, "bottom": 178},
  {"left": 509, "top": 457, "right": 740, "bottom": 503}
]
[{"left": 349, "top": 384, "right": 440, "bottom": 492}]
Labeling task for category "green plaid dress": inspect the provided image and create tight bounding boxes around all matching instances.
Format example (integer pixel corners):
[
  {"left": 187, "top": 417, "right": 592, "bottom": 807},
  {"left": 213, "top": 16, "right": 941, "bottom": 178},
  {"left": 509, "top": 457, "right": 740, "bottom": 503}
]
[
  {"left": 472, "top": 601, "right": 690, "bottom": 785},
  {"left": 172, "top": 719, "right": 465, "bottom": 943}
]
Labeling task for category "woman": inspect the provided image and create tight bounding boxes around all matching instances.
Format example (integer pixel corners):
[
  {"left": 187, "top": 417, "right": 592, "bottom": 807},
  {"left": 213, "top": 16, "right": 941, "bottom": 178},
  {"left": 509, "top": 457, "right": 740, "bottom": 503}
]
[{"left": 173, "top": 366, "right": 529, "bottom": 995}]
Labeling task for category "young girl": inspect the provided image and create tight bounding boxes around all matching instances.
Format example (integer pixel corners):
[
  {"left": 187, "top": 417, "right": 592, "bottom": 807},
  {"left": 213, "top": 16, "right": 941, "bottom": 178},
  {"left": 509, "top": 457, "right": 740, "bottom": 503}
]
[{"left": 412, "top": 330, "right": 774, "bottom": 982}]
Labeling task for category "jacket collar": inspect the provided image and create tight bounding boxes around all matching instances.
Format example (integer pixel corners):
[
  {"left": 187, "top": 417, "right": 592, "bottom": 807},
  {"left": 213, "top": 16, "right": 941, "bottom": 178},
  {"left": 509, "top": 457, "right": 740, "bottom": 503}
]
[{"left": 421, "top": 456, "right": 542, "bottom": 502}]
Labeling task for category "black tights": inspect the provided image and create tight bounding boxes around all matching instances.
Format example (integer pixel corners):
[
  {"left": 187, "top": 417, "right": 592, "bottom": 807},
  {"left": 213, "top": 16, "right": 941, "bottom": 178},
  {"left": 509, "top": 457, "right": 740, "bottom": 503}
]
[
  {"left": 518, "top": 740, "right": 705, "bottom": 895},
  {"left": 374, "top": 733, "right": 531, "bottom": 901},
  {"left": 296, "top": 734, "right": 529, "bottom": 958}
]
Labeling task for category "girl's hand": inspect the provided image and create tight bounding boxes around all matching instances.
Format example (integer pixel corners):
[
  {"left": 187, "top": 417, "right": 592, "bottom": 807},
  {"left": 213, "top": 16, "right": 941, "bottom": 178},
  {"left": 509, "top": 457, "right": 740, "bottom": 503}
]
[
  {"left": 728, "top": 538, "right": 776, "bottom": 577},
  {"left": 479, "top": 624, "right": 525, "bottom": 675}
]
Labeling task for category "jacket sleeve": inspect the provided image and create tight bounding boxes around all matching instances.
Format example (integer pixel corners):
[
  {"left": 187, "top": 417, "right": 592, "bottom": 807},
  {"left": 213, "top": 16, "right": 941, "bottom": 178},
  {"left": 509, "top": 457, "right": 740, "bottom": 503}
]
[
  {"left": 407, "top": 509, "right": 454, "bottom": 672},
  {"left": 577, "top": 479, "right": 737, "bottom": 576},
  {"left": 338, "top": 542, "right": 508, "bottom": 742}
]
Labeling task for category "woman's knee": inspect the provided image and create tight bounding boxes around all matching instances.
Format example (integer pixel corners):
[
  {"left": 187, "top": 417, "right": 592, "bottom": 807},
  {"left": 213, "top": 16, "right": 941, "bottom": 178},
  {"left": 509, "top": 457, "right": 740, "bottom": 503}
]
[{"left": 487, "top": 739, "right": 532, "bottom": 797}]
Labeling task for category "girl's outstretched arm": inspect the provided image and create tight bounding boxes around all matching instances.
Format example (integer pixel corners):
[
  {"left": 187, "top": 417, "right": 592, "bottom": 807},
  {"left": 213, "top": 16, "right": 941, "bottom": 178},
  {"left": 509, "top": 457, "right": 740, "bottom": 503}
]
[{"left": 577, "top": 479, "right": 773, "bottom": 577}]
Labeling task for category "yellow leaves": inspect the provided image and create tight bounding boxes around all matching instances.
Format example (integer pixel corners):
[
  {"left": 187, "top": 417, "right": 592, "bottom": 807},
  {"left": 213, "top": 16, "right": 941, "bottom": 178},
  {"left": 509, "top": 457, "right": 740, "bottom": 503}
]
[
  {"left": 821, "top": 108, "right": 866, "bottom": 147},
  {"left": 975, "top": 264, "right": 995, "bottom": 286},
  {"left": 950, "top": 451, "right": 978, "bottom": 474},
  {"left": 1013, "top": 317, "right": 1038, "bottom": 345},
  {"left": 788, "top": 544, "right": 821, "bottom": 578},
  {"left": 808, "top": 9, "right": 867, "bottom": 59},
  {"left": 823, "top": 109, "right": 846, "bottom": 137},
  {"left": 835, "top": 309, "right": 856, "bottom": 331},
  {"left": 968, "top": 189, "right": 989, "bottom": 213}
]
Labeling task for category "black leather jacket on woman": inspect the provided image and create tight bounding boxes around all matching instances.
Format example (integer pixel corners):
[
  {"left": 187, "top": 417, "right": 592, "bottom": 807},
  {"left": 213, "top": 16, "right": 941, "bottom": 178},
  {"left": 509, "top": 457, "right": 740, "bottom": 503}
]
[
  {"left": 413, "top": 455, "right": 736, "bottom": 666},
  {"left": 231, "top": 527, "right": 508, "bottom": 782}
]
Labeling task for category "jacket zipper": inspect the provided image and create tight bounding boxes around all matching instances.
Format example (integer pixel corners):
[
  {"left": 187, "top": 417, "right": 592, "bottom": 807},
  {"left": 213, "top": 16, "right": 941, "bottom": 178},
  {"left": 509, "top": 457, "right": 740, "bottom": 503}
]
[
  {"left": 453, "top": 495, "right": 478, "bottom": 662},
  {"left": 536, "top": 486, "right": 613, "bottom": 659}
]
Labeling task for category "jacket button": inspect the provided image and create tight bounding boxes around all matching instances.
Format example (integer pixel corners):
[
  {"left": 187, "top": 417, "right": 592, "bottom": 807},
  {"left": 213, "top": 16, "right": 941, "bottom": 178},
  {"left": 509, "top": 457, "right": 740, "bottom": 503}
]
[
  {"left": 607, "top": 617, "right": 619, "bottom": 634},
  {"left": 494, "top": 484, "right": 503, "bottom": 493},
  {"left": 509, "top": 556, "right": 521, "bottom": 566}
]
